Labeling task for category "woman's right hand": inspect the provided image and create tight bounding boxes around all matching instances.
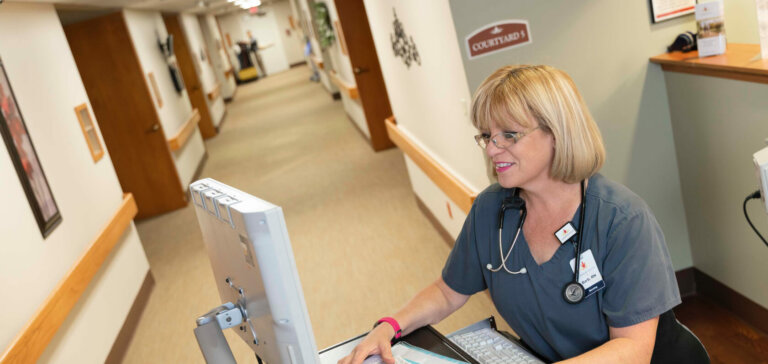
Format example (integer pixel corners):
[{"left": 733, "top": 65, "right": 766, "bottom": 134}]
[{"left": 337, "top": 322, "right": 397, "bottom": 364}]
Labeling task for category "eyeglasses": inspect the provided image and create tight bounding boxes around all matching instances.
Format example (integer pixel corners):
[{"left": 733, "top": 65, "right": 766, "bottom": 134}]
[{"left": 474, "top": 127, "right": 540, "bottom": 149}]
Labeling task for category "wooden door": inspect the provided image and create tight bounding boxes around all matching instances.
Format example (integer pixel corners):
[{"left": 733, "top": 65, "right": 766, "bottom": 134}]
[
  {"left": 334, "top": 0, "right": 394, "bottom": 151},
  {"left": 163, "top": 14, "right": 217, "bottom": 139},
  {"left": 64, "top": 11, "right": 186, "bottom": 219}
]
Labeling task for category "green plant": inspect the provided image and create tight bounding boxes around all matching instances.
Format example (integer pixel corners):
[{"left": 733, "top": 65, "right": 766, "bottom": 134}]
[{"left": 313, "top": 2, "right": 335, "bottom": 49}]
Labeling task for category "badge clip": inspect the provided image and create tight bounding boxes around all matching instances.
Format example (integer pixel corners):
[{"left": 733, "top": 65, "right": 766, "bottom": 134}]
[{"left": 555, "top": 222, "right": 577, "bottom": 244}]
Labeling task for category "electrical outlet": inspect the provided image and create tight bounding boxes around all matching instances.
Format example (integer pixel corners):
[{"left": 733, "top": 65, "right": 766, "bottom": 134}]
[{"left": 752, "top": 145, "right": 768, "bottom": 214}]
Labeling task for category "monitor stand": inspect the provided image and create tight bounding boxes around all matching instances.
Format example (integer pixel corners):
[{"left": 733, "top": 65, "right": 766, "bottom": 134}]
[{"left": 194, "top": 302, "right": 265, "bottom": 364}]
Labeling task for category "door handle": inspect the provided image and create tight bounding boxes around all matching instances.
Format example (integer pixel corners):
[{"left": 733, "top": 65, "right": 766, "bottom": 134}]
[
  {"left": 147, "top": 123, "right": 161, "bottom": 133},
  {"left": 353, "top": 67, "right": 369, "bottom": 74}
]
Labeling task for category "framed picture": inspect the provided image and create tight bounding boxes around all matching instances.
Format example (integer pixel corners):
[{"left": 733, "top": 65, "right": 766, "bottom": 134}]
[
  {"left": 650, "top": 0, "right": 695, "bottom": 23},
  {"left": 0, "top": 59, "right": 62, "bottom": 237}
]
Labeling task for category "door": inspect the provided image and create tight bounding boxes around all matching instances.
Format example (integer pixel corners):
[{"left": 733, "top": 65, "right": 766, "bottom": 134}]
[
  {"left": 64, "top": 12, "right": 187, "bottom": 219},
  {"left": 334, "top": 0, "right": 394, "bottom": 151},
  {"left": 163, "top": 14, "right": 217, "bottom": 139}
]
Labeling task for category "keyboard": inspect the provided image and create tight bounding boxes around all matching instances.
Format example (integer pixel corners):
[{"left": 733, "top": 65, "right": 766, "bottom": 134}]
[{"left": 448, "top": 320, "right": 544, "bottom": 364}]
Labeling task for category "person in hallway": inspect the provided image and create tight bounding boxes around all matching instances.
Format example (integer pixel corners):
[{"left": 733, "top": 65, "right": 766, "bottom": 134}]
[
  {"left": 248, "top": 35, "right": 267, "bottom": 77},
  {"left": 305, "top": 36, "right": 320, "bottom": 82},
  {"left": 339, "top": 65, "right": 708, "bottom": 364}
]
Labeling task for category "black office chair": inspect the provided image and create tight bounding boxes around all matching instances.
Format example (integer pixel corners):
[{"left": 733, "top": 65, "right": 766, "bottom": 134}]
[{"left": 651, "top": 309, "right": 710, "bottom": 363}]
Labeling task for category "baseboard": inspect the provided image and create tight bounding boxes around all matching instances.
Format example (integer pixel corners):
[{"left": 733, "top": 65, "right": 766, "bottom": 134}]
[
  {"left": 345, "top": 111, "right": 371, "bottom": 148},
  {"left": 191, "top": 152, "right": 209, "bottom": 183},
  {"left": 216, "top": 110, "right": 228, "bottom": 134},
  {"left": 224, "top": 86, "right": 237, "bottom": 103},
  {"left": 105, "top": 271, "right": 155, "bottom": 364},
  {"left": 693, "top": 269, "right": 768, "bottom": 334},
  {"left": 675, "top": 267, "right": 697, "bottom": 298},
  {"left": 290, "top": 61, "right": 307, "bottom": 68},
  {"left": 414, "top": 195, "right": 455, "bottom": 247}
]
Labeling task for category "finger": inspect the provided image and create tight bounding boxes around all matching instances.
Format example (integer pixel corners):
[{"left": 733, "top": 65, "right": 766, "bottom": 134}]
[
  {"left": 379, "top": 342, "right": 395, "bottom": 364},
  {"left": 351, "top": 347, "right": 373, "bottom": 364}
]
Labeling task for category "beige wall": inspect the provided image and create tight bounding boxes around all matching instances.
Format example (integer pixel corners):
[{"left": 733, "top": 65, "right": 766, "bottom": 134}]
[
  {"left": 180, "top": 13, "right": 226, "bottom": 126},
  {"left": 363, "top": 0, "right": 488, "bottom": 237},
  {"left": 296, "top": 0, "right": 335, "bottom": 93},
  {"left": 217, "top": 12, "right": 248, "bottom": 72},
  {"left": 320, "top": 0, "right": 368, "bottom": 137},
  {"left": 664, "top": 72, "right": 768, "bottom": 309},
  {"left": 273, "top": 0, "right": 306, "bottom": 66},
  {"left": 722, "top": 0, "right": 760, "bottom": 43},
  {"left": 241, "top": 8, "right": 291, "bottom": 74},
  {"left": 448, "top": 0, "right": 696, "bottom": 270},
  {"left": 199, "top": 14, "right": 237, "bottom": 100},
  {"left": 0, "top": 3, "right": 149, "bottom": 362},
  {"left": 123, "top": 9, "right": 206, "bottom": 188}
]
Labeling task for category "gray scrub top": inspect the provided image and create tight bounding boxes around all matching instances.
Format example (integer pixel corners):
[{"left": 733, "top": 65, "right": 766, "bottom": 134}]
[{"left": 442, "top": 173, "right": 681, "bottom": 362}]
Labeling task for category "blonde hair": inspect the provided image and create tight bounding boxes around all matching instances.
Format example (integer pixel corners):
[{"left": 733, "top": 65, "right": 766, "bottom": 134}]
[{"left": 471, "top": 65, "right": 605, "bottom": 184}]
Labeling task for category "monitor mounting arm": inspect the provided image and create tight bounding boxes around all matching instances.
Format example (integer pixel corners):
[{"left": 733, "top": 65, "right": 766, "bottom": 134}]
[{"left": 194, "top": 302, "right": 242, "bottom": 364}]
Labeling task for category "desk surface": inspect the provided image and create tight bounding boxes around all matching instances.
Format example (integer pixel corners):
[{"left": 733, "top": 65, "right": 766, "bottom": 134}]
[
  {"left": 649, "top": 43, "right": 768, "bottom": 84},
  {"left": 318, "top": 326, "right": 478, "bottom": 364}
]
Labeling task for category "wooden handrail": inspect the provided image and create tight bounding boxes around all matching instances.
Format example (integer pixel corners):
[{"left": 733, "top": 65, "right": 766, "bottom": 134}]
[
  {"left": 385, "top": 116, "right": 476, "bottom": 213},
  {"left": 311, "top": 55, "right": 324, "bottom": 69},
  {"left": 1, "top": 193, "right": 138, "bottom": 364},
  {"left": 329, "top": 70, "right": 359, "bottom": 100},
  {"left": 650, "top": 43, "right": 768, "bottom": 84},
  {"left": 207, "top": 83, "right": 221, "bottom": 101},
  {"left": 168, "top": 108, "right": 201, "bottom": 151}
]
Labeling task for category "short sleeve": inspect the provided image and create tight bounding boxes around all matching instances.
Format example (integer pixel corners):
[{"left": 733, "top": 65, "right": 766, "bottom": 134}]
[
  {"left": 601, "top": 208, "right": 681, "bottom": 328},
  {"left": 442, "top": 203, "right": 487, "bottom": 295}
]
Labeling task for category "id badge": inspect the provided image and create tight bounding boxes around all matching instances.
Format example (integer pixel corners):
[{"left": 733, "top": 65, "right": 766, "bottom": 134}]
[{"left": 569, "top": 249, "right": 605, "bottom": 299}]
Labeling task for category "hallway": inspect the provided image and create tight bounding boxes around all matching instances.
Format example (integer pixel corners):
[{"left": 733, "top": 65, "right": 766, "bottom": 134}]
[{"left": 124, "top": 66, "right": 506, "bottom": 363}]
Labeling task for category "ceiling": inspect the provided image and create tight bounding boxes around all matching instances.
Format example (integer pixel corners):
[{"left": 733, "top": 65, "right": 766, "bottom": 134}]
[{"left": 9, "top": 0, "right": 281, "bottom": 16}]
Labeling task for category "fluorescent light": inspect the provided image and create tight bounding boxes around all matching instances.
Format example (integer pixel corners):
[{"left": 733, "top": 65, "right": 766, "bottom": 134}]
[{"left": 235, "top": 0, "right": 260, "bottom": 8}]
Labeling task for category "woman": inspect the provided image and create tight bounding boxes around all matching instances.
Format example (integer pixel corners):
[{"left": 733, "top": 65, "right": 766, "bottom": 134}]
[{"left": 339, "top": 65, "right": 695, "bottom": 364}]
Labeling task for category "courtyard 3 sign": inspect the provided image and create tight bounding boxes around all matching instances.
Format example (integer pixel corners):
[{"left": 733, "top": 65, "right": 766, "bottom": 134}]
[{"left": 465, "top": 20, "right": 532, "bottom": 60}]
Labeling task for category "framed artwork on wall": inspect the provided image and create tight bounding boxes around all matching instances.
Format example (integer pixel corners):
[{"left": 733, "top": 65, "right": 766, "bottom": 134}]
[
  {"left": 0, "top": 59, "right": 62, "bottom": 238},
  {"left": 649, "top": 0, "right": 695, "bottom": 23}
]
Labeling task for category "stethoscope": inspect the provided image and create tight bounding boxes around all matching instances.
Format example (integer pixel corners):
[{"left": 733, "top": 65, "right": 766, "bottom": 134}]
[{"left": 486, "top": 180, "right": 587, "bottom": 304}]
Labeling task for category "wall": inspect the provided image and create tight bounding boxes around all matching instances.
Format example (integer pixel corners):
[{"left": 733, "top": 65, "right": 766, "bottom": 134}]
[
  {"left": 180, "top": 13, "right": 226, "bottom": 126},
  {"left": 241, "top": 9, "right": 291, "bottom": 75},
  {"left": 273, "top": 0, "right": 305, "bottom": 66},
  {"left": 217, "top": 12, "right": 249, "bottom": 72},
  {"left": 199, "top": 14, "right": 237, "bottom": 100},
  {"left": 297, "top": 0, "right": 335, "bottom": 93},
  {"left": 721, "top": 0, "right": 760, "bottom": 44},
  {"left": 320, "top": 0, "right": 368, "bottom": 137},
  {"left": 663, "top": 73, "right": 768, "bottom": 309},
  {"left": 363, "top": 0, "right": 487, "bottom": 238},
  {"left": 123, "top": 9, "right": 206, "bottom": 188},
  {"left": 445, "top": 0, "right": 695, "bottom": 270},
  {"left": 0, "top": 3, "right": 149, "bottom": 362}
]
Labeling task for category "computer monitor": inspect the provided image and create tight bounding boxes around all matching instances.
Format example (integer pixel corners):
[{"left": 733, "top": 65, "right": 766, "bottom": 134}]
[{"left": 190, "top": 178, "right": 319, "bottom": 363}]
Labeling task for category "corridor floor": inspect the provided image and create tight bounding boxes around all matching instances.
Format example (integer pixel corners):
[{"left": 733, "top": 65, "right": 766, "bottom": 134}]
[{"left": 122, "top": 66, "right": 506, "bottom": 363}]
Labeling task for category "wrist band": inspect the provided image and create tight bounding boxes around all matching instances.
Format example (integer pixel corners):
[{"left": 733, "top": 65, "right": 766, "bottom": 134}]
[{"left": 374, "top": 317, "right": 402, "bottom": 339}]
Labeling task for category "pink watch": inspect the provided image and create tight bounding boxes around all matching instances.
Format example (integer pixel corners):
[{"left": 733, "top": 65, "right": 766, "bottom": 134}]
[{"left": 374, "top": 317, "right": 402, "bottom": 339}]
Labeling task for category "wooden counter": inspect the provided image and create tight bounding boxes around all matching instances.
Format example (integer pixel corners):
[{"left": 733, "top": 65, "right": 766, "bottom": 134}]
[{"left": 650, "top": 43, "right": 768, "bottom": 84}]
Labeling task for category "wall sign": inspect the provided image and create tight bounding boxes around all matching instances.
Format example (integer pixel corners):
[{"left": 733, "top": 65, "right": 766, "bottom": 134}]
[
  {"left": 465, "top": 20, "right": 532, "bottom": 60},
  {"left": 390, "top": 8, "right": 420, "bottom": 67},
  {"left": 650, "top": 0, "right": 695, "bottom": 23}
]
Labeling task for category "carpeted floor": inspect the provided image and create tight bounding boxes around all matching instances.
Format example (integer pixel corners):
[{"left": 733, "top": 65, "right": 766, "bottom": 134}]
[{"left": 122, "top": 66, "right": 507, "bottom": 363}]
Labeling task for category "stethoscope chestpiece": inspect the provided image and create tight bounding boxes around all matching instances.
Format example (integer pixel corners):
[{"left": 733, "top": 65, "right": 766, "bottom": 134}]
[{"left": 563, "top": 281, "right": 585, "bottom": 304}]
